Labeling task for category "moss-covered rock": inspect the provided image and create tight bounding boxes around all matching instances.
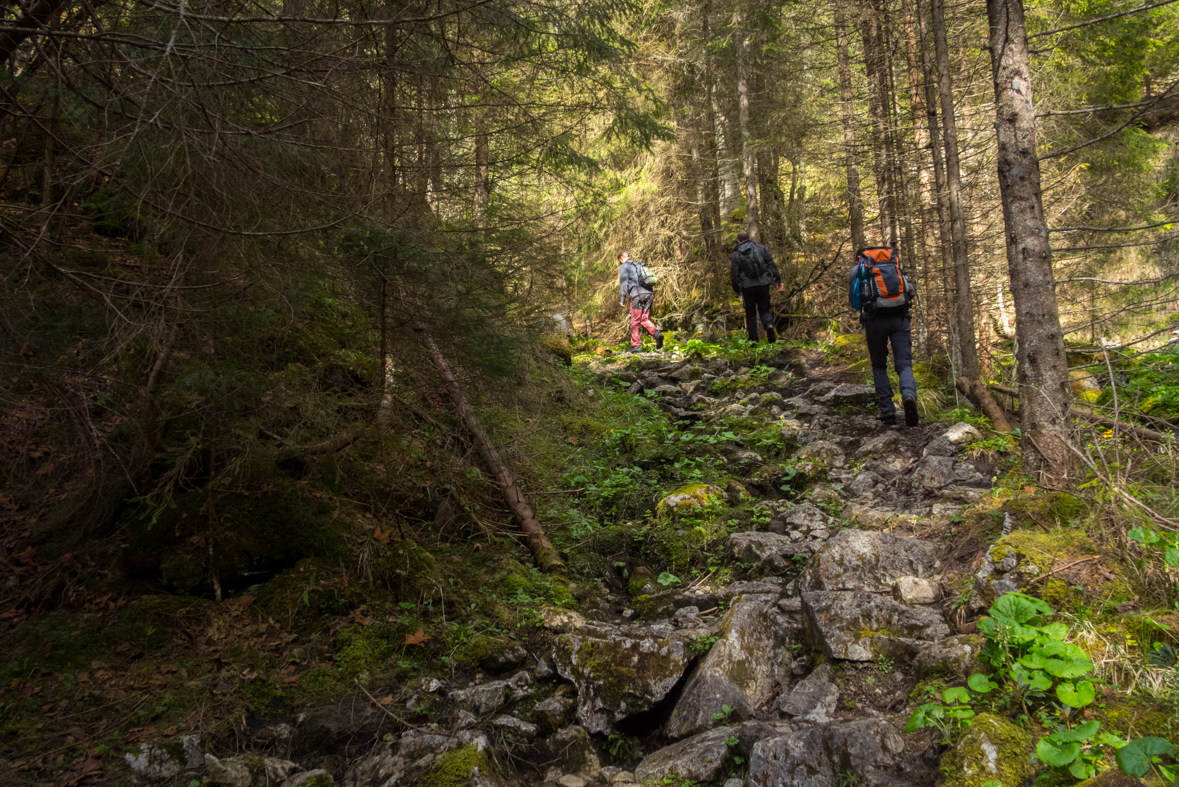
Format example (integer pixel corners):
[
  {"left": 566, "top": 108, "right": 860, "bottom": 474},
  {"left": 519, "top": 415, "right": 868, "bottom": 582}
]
[
  {"left": 971, "top": 528, "right": 1136, "bottom": 612},
  {"left": 419, "top": 744, "right": 490, "bottom": 787},
  {"left": 939, "top": 713, "right": 1035, "bottom": 787},
  {"left": 656, "top": 485, "right": 724, "bottom": 521},
  {"left": 541, "top": 334, "right": 573, "bottom": 366},
  {"left": 371, "top": 539, "right": 437, "bottom": 602}
]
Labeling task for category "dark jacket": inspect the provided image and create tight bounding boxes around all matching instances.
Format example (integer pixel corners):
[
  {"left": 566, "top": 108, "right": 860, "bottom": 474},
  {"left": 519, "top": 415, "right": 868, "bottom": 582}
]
[
  {"left": 730, "top": 241, "right": 780, "bottom": 293},
  {"left": 618, "top": 258, "right": 652, "bottom": 305}
]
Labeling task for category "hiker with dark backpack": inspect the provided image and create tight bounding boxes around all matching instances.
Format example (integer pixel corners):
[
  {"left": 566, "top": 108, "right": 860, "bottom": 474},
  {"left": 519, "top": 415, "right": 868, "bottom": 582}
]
[
  {"left": 618, "top": 250, "right": 664, "bottom": 353},
  {"left": 730, "top": 231, "right": 783, "bottom": 343},
  {"left": 849, "top": 246, "right": 919, "bottom": 426}
]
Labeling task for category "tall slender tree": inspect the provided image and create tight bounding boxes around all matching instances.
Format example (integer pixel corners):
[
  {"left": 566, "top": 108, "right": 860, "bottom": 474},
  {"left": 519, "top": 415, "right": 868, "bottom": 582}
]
[{"left": 987, "top": 0, "right": 1073, "bottom": 481}]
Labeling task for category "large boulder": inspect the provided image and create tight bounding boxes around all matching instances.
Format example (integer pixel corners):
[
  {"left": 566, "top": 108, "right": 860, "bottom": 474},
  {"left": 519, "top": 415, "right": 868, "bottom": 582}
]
[
  {"left": 666, "top": 598, "right": 794, "bottom": 739},
  {"left": 727, "top": 532, "right": 811, "bottom": 574},
  {"left": 447, "top": 671, "right": 532, "bottom": 716},
  {"left": 749, "top": 719, "right": 906, "bottom": 787},
  {"left": 802, "top": 591, "right": 952, "bottom": 661},
  {"left": 854, "top": 431, "right": 902, "bottom": 460},
  {"left": 802, "top": 530, "right": 939, "bottom": 593},
  {"left": 552, "top": 624, "right": 689, "bottom": 734}
]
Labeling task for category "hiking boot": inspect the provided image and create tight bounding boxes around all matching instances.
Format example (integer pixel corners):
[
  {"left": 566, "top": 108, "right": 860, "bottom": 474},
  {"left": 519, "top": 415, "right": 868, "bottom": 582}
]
[
  {"left": 878, "top": 412, "right": 897, "bottom": 426},
  {"left": 625, "top": 345, "right": 642, "bottom": 354},
  {"left": 766, "top": 328, "right": 778, "bottom": 343},
  {"left": 903, "top": 396, "right": 919, "bottom": 427},
  {"left": 654, "top": 331, "right": 664, "bottom": 351}
]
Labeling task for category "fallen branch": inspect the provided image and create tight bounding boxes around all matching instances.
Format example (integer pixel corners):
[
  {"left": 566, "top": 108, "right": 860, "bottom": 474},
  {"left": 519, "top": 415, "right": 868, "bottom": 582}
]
[
  {"left": 988, "top": 383, "right": 1170, "bottom": 443},
  {"left": 956, "top": 377, "right": 1014, "bottom": 433},
  {"left": 414, "top": 327, "right": 563, "bottom": 572},
  {"left": 1026, "top": 556, "right": 1100, "bottom": 585}
]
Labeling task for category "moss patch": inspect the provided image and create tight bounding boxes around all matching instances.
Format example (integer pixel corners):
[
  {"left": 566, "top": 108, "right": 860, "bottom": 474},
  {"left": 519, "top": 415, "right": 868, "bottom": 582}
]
[
  {"left": 940, "top": 713, "right": 1035, "bottom": 787},
  {"left": 420, "top": 744, "right": 490, "bottom": 787}
]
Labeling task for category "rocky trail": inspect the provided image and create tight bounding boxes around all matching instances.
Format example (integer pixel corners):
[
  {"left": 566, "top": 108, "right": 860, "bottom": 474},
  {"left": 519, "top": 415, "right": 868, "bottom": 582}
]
[{"left": 115, "top": 345, "right": 1048, "bottom": 787}]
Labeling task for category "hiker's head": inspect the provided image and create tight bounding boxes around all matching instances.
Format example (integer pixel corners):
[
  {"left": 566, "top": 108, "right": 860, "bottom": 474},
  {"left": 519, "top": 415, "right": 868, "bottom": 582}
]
[
  {"left": 737, "top": 231, "right": 750, "bottom": 243},
  {"left": 617, "top": 249, "right": 630, "bottom": 263}
]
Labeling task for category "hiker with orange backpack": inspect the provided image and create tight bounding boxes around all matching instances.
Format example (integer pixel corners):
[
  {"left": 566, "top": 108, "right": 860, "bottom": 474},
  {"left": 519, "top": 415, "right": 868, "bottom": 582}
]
[{"left": 849, "top": 246, "right": 919, "bottom": 426}]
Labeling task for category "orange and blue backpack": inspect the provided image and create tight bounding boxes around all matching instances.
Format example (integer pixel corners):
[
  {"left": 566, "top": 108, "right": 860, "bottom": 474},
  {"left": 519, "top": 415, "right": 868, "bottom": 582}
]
[{"left": 852, "top": 247, "right": 915, "bottom": 314}]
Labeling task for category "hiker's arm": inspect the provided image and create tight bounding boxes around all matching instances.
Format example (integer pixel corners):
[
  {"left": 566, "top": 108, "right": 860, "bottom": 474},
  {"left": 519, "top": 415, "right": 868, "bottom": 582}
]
[
  {"left": 618, "top": 265, "right": 627, "bottom": 305},
  {"left": 766, "top": 251, "right": 783, "bottom": 289},
  {"left": 729, "top": 256, "right": 740, "bottom": 294}
]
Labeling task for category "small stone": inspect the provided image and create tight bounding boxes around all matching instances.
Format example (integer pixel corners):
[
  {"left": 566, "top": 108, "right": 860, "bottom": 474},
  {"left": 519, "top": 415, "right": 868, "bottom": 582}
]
[
  {"left": 779, "top": 663, "right": 839, "bottom": 723},
  {"left": 558, "top": 775, "right": 588, "bottom": 787},
  {"left": 611, "top": 772, "right": 636, "bottom": 783},
  {"left": 493, "top": 715, "right": 538, "bottom": 738},
  {"left": 943, "top": 422, "right": 984, "bottom": 446},
  {"left": 893, "top": 576, "right": 939, "bottom": 605},
  {"left": 455, "top": 710, "right": 477, "bottom": 729}
]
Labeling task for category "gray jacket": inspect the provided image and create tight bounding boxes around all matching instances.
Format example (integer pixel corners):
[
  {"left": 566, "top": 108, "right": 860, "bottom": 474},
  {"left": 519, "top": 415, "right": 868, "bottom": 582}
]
[{"left": 618, "top": 258, "right": 651, "bottom": 304}]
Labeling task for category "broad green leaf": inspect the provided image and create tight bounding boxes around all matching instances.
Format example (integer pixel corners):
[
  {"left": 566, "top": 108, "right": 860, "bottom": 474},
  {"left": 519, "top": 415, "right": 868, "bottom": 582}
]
[
  {"left": 1098, "top": 732, "right": 1128, "bottom": 748},
  {"left": 1037, "top": 737, "right": 1081, "bottom": 767},
  {"left": 1068, "top": 760, "right": 1095, "bottom": 780},
  {"left": 1116, "top": 737, "right": 1176, "bottom": 778},
  {"left": 1056, "top": 680, "right": 1096, "bottom": 708},
  {"left": 945, "top": 706, "right": 976, "bottom": 720},
  {"left": 1165, "top": 546, "right": 1179, "bottom": 568},
  {"left": 1128, "top": 527, "right": 1159, "bottom": 545},
  {"left": 990, "top": 592, "right": 1052, "bottom": 625},
  {"left": 1019, "top": 653, "right": 1049, "bottom": 670},
  {"left": 968, "top": 673, "right": 997, "bottom": 693},
  {"left": 1044, "top": 658, "right": 1093, "bottom": 679},
  {"left": 904, "top": 703, "right": 944, "bottom": 733},
  {"left": 943, "top": 686, "right": 971, "bottom": 704},
  {"left": 1040, "top": 622, "right": 1069, "bottom": 640},
  {"left": 1050, "top": 720, "right": 1100, "bottom": 742}
]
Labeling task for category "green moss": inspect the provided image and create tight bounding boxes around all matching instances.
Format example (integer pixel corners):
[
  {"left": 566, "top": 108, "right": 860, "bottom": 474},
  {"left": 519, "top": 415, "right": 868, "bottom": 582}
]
[
  {"left": 371, "top": 539, "right": 437, "bottom": 602},
  {"left": 419, "top": 745, "right": 490, "bottom": 787},
  {"left": 940, "top": 713, "right": 1035, "bottom": 787},
  {"left": 1001, "top": 491, "right": 1086, "bottom": 529},
  {"left": 334, "top": 625, "right": 390, "bottom": 678},
  {"left": 632, "top": 594, "right": 655, "bottom": 617},
  {"left": 992, "top": 528, "right": 1136, "bottom": 608}
]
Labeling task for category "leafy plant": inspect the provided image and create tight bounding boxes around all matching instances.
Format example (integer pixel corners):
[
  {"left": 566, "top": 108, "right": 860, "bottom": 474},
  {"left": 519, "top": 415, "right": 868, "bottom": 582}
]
[{"left": 1116, "top": 736, "right": 1177, "bottom": 784}]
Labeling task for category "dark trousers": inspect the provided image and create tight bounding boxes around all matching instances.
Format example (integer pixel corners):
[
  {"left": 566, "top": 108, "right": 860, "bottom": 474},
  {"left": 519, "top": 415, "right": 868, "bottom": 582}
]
[
  {"left": 741, "top": 285, "right": 775, "bottom": 341},
  {"left": 864, "top": 311, "right": 917, "bottom": 414}
]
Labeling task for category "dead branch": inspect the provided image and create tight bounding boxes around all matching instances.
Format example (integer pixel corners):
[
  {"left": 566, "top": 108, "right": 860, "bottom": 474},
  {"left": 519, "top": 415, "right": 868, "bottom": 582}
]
[
  {"left": 988, "top": 383, "right": 1170, "bottom": 442},
  {"left": 956, "top": 376, "right": 1013, "bottom": 433}
]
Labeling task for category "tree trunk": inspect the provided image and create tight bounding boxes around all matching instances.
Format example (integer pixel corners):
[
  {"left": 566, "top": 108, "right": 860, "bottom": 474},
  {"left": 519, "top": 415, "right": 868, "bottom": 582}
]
[
  {"left": 415, "top": 327, "right": 564, "bottom": 571},
  {"left": 858, "top": 0, "right": 897, "bottom": 245},
  {"left": 699, "top": 8, "right": 725, "bottom": 254},
  {"left": 902, "top": 0, "right": 935, "bottom": 357},
  {"left": 917, "top": 0, "right": 956, "bottom": 370},
  {"left": 933, "top": 0, "right": 979, "bottom": 379},
  {"left": 986, "top": 0, "right": 1073, "bottom": 483},
  {"left": 712, "top": 90, "right": 741, "bottom": 218},
  {"left": 474, "top": 116, "right": 490, "bottom": 231},
  {"left": 733, "top": 20, "right": 760, "bottom": 241},
  {"left": 834, "top": 1, "right": 866, "bottom": 252}
]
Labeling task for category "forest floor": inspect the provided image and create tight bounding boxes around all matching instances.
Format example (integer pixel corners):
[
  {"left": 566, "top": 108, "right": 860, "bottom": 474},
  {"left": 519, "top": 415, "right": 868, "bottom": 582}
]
[{"left": 1, "top": 331, "right": 1177, "bottom": 786}]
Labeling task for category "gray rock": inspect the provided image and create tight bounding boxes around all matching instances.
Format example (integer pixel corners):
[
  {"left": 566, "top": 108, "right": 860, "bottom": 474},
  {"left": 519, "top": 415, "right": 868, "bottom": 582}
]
[
  {"left": 779, "top": 663, "right": 839, "bottom": 723},
  {"left": 635, "top": 726, "right": 736, "bottom": 784},
  {"left": 205, "top": 755, "right": 250, "bottom": 787},
  {"left": 125, "top": 744, "right": 183, "bottom": 781},
  {"left": 922, "top": 436, "right": 955, "bottom": 458},
  {"left": 953, "top": 461, "right": 988, "bottom": 486},
  {"left": 913, "top": 636, "right": 979, "bottom": 679},
  {"left": 727, "top": 532, "right": 810, "bottom": 574},
  {"left": 553, "top": 626, "right": 689, "bottom": 734},
  {"left": 943, "top": 422, "right": 983, "bottom": 446},
  {"left": 802, "top": 530, "right": 939, "bottom": 593},
  {"left": 793, "top": 441, "right": 846, "bottom": 468},
  {"left": 666, "top": 599, "right": 794, "bottom": 739},
  {"left": 728, "top": 448, "right": 766, "bottom": 471},
  {"left": 802, "top": 591, "right": 952, "bottom": 661},
  {"left": 749, "top": 719, "right": 906, "bottom": 787},
  {"left": 855, "top": 431, "right": 902, "bottom": 459},
  {"left": 447, "top": 671, "right": 532, "bottom": 716},
  {"left": 892, "top": 576, "right": 939, "bottom": 605},
  {"left": 492, "top": 715, "right": 538, "bottom": 738},
  {"left": 343, "top": 730, "right": 492, "bottom": 787},
  {"left": 542, "top": 608, "right": 588, "bottom": 633},
  {"left": 480, "top": 644, "right": 528, "bottom": 673},
  {"left": 911, "top": 455, "right": 956, "bottom": 490},
  {"left": 781, "top": 502, "right": 835, "bottom": 530},
  {"left": 849, "top": 471, "right": 881, "bottom": 497},
  {"left": 532, "top": 695, "right": 576, "bottom": 735},
  {"left": 817, "top": 384, "right": 877, "bottom": 409},
  {"left": 532, "top": 726, "right": 601, "bottom": 779},
  {"left": 809, "top": 488, "right": 843, "bottom": 509}
]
